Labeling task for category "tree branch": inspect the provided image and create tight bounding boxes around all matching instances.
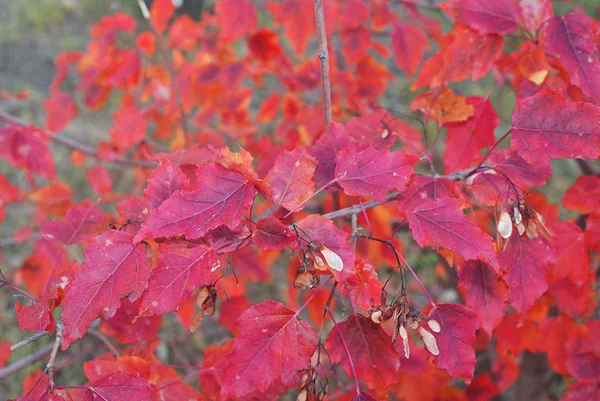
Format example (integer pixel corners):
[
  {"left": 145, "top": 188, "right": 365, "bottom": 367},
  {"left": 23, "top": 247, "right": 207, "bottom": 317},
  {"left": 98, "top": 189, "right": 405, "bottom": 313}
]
[
  {"left": 313, "top": 0, "right": 333, "bottom": 125},
  {"left": 0, "top": 343, "right": 54, "bottom": 380},
  {"left": 0, "top": 109, "right": 157, "bottom": 169}
]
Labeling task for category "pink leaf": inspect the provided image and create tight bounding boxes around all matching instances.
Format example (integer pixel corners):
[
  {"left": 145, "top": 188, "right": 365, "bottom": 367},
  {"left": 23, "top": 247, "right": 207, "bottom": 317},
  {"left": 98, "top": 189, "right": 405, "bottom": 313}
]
[
  {"left": 266, "top": 147, "right": 317, "bottom": 211},
  {"left": 41, "top": 203, "right": 104, "bottom": 246},
  {"left": 253, "top": 217, "right": 296, "bottom": 251},
  {"left": 441, "top": 0, "right": 521, "bottom": 34},
  {"left": 81, "top": 372, "right": 151, "bottom": 401},
  {"left": 391, "top": 23, "right": 429, "bottom": 77}
]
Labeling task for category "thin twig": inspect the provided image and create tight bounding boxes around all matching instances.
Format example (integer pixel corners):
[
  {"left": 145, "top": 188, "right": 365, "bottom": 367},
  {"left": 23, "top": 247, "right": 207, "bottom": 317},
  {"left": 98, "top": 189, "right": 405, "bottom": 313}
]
[
  {"left": 10, "top": 331, "right": 50, "bottom": 352},
  {"left": 88, "top": 328, "right": 121, "bottom": 357},
  {"left": 136, "top": 0, "right": 192, "bottom": 148},
  {"left": 0, "top": 110, "right": 157, "bottom": 168},
  {"left": 46, "top": 322, "right": 64, "bottom": 392},
  {"left": 313, "top": 0, "right": 333, "bottom": 125}
]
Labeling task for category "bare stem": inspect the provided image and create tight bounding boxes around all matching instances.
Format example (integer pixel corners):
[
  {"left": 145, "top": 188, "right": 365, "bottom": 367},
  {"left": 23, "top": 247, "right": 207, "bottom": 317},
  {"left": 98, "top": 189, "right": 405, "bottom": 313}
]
[
  {"left": 475, "top": 128, "right": 512, "bottom": 170},
  {"left": 313, "top": 0, "right": 333, "bottom": 125},
  {"left": 47, "top": 322, "right": 64, "bottom": 393},
  {"left": 10, "top": 331, "right": 50, "bottom": 352}
]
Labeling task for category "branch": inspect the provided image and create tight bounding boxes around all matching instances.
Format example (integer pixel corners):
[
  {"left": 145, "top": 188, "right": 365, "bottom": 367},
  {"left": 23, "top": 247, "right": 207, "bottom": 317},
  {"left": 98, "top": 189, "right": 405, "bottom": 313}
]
[
  {"left": 47, "top": 322, "right": 64, "bottom": 392},
  {"left": 0, "top": 343, "right": 54, "bottom": 380},
  {"left": 313, "top": 0, "right": 333, "bottom": 125},
  {"left": 0, "top": 109, "right": 157, "bottom": 169},
  {"left": 10, "top": 331, "right": 50, "bottom": 352}
]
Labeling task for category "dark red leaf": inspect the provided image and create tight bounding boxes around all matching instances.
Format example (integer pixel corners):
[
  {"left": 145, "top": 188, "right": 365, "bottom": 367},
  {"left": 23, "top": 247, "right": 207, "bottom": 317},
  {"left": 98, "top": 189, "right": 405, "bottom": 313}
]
[
  {"left": 563, "top": 175, "right": 600, "bottom": 214},
  {"left": 134, "top": 163, "right": 256, "bottom": 242},
  {"left": 41, "top": 203, "right": 104, "bottom": 246},
  {"left": 511, "top": 87, "right": 600, "bottom": 164},
  {"left": 253, "top": 216, "right": 296, "bottom": 251},
  {"left": 499, "top": 233, "right": 553, "bottom": 312},
  {"left": 429, "top": 304, "right": 480, "bottom": 383},
  {"left": 61, "top": 230, "right": 152, "bottom": 349},
  {"left": 144, "top": 159, "right": 189, "bottom": 214},
  {"left": 544, "top": 13, "right": 600, "bottom": 104},
  {"left": 215, "top": 0, "right": 257, "bottom": 42},
  {"left": 458, "top": 260, "right": 507, "bottom": 333},
  {"left": 521, "top": 0, "right": 553, "bottom": 33},
  {"left": 441, "top": 0, "right": 521, "bottom": 34},
  {"left": 343, "top": 259, "right": 383, "bottom": 311},
  {"left": 138, "top": 243, "right": 218, "bottom": 317},
  {"left": 101, "top": 298, "right": 161, "bottom": 344},
  {"left": 335, "top": 145, "right": 418, "bottom": 201},
  {"left": 397, "top": 175, "right": 464, "bottom": 213},
  {"left": 15, "top": 301, "right": 54, "bottom": 333},
  {"left": 406, "top": 197, "right": 498, "bottom": 269},
  {"left": 219, "top": 300, "right": 318, "bottom": 398},
  {"left": 266, "top": 147, "right": 317, "bottom": 211},
  {"left": 309, "top": 122, "right": 354, "bottom": 185},
  {"left": 325, "top": 314, "right": 401, "bottom": 390}
]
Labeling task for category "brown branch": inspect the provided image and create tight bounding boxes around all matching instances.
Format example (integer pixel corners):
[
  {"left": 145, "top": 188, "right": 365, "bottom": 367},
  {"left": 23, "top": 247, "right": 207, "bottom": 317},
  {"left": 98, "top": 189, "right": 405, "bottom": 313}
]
[
  {"left": 46, "top": 322, "right": 64, "bottom": 393},
  {"left": 0, "top": 343, "right": 54, "bottom": 380},
  {"left": 0, "top": 110, "right": 157, "bottom": 169},
  {"left": 0, "top": 231, "right": 41, "bottom": 247},
  {"left": 136, "top": 0, "right": 192, "bottom": 149},
  {"left": 313, "top": 0, "right": 333, "bottom": 125}
]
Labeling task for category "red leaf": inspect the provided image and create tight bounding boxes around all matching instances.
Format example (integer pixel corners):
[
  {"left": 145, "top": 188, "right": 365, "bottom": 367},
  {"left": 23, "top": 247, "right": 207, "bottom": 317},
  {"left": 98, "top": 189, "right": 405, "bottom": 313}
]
[
  {"left": 61, "top": 230, "right": 152, "bottom": 349},
  {"left": 325, "top": 314, "right": 401, "bottom": 390},
  {"left": 144, "top": 159, "right": 189, "bottom": 214},
  {"left": 340, "top": 26, "right": 371, "bottom": 65},
  {"left": 458, "top": 260, "right": 507, "bottom": 333},
  {"left": 101, "top": 298, "right": 161, "bottom": 344},
  {"left": 134, "top": 163, "right": 256, "bottom": 242},
  {"left": 41, "top": 203, "right": 104, "bottom": 246},
  {"left": 441, "top": 0, "right": 521, "bottom": 34},
  {"left": 335, "top": 146, "right": 418, "bottom": 201},
  {"left": 219, "top": 300, "right": 318, "bottom": 398},
  {"left": 561, "top": 382, "right": 600, "bottom": 401},
  {"left": 499, "top": 233, "right": 553, "bottom": 312},
  {"left": 397, "top": 175, "right": 464, "bottom": 213},
  {"left": 391, "top": 23, "right": 429, "bottom": 77},
  {"left": 0, "top": 341, "right": 11, "bottom": 369},
  {"left": 444, "top": 97, "right": 499, "bottom": 172},
  {"left": 309, "top": 122, "right": 354, "bottom": 185},
  {"left": 266, "top": 147, "right": 317, "bottom": 211},
  {"left": 406, "top": 197, "right": 498, "bottom": 269},
  {"left": 87, "top": 165, "right": 112, "bottom": 195},
  {"left": 565, "top": 321, "right": 600, "bottom": 382},
  {"left": 538, "top": 316, "right": 583, "bottom": 375},
  {"left": 15, "top": 301, "right": 54, "bottom": 333},
  {"left": 548, "top": 222, "right": 589, "bottom": 286},
  {"left": 44, "top": 91, "right": 78, "bottom": 133},
  {"left": 253, "top": 217, "right": 296, "bottom": 251},
  {"left": 215, "top": 0, "right": 257, "bottom": 42},
  {"left": 485, "top": 149, "right": 552, "bottom": 188},
  {"left": 563, "top": 176, "right": 600, "bottom": 214},
  {"left": 429, "top": 304, "right": 480, "bottom": 383},
  {"left": 544, "top": 13, "right": 600, "bottom": 104},
  {"left": 110, "top": 96, "right": 147, "bottom": 150},
  {"left": 511, "top": 87, "right": 600, "bottom": 164},
  {"left": 0, "top": 124, "right": 55, "bottom": 180},
  {"left": 91, "top": 13, "right": 136, "bottom": 37},
  {"left": 345, "top": 110, "right": 397, "bottom": 150},
  {"left": 81, "top": 372, "right": 151, "bottom": 401},
  {"left": 150, "top": 0, "right": 175, "bottom": 35},
  {"left": 268, "top": 0, "right": 313, "bottom": 56},
  {"left": 296, "top": 215, "right": 356, "bottom": 282},
  {"left": 343, "top": 259, "right": 383, "bottom": 311},
  {"left": 138, "top": 243, "right": 218, "bottom": 317}
]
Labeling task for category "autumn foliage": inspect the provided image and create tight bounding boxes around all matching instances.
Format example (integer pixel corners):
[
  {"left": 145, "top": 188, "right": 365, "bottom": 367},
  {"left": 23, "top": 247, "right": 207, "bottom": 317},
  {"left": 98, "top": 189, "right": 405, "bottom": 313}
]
[{"left": 1, "top": 0, "right": 600, "bottom": 400}]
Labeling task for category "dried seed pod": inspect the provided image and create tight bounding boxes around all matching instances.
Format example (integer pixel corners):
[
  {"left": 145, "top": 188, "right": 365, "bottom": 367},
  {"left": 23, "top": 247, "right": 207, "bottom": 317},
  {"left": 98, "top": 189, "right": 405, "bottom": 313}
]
[
  {"left": 320, "top": 245, "right": 343, "bottom": 271},
  {"left": 498, "top": 210, "right": 513, "bottom": 239},
  {"left": 427, "top": 319, "right": 441, "bottom": 333},
  {"left": 418, "top": 326, "right": 439, "bottom": 356},
  {"left": 399, "top": 324, "right": 410, "bottom": 359}
]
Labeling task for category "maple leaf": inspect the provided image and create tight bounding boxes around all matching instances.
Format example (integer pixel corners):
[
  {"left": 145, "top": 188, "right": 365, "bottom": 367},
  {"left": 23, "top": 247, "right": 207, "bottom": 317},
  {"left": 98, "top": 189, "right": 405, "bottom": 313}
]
[
  {"left": 110, "top": 95, "right": 147, "bottom": 150},
  {"left": 41, "top": 203, "right": 104, "bottom": 246},
  {"left": 406, "top": 197, "right": 499, "bottom": 269},
  {"left": 0, "top": 124, "right": 55, "bottom": 180},
  {"left": 87, "top": 165, "right": 112, "bottom": 195},
  {"left": 134, "top": 163, "right": 256, "bottom": 242},
  {"left": 81, "top": 372, "right": 151, "bottom": 401},
  {"left": 441, "top": 0, "right": 521, "bottom": 34},
  {"left": 391, "top": 23, "right": 429, "bottom": 78},
  {"left": 444, "top": 97, "right": 498, "bottom": 172},
  {"left": 343, "top": 259, "right": 383, "bottom": 311},
  {"left": 548, "top": 222, "right": 589, "bottom": 286},
  {"left": 215, "top": 0, "right": 257, "bottom": 42},
  {"left": 429, "top": 304, "right": 480, "bottom": 383},
  {"left": 101, "top": 298, "right": 161, "bottom": 344},
  {"left": 15, "top": 301, "right": 54, "bottom": 333},
  {"left": 325, "top": 314, "right": 401, "bottom": 390},
  {"left": 563, "top": 176, "right": 600, "bottom": 214},
  {"left": 499, "top": 232, "right": 553, "bottom": 312},
  {"left": 334, "top": 145, "right": 418, "bottom": 201},
  {"left": 219, "top": 300, "right": 318, "bottom": 398},
  {"left": 296, "top": 214, "right": 356, "bottom": 282},
  {"left": 544, "top": 13, "right": 600, "bottom": 104},
  {"left": 138, "top": 243, "right": 218, "bottom": 317},
  {"left": 397, "top": 175, "right": 464, "bottom": 213},
  {"left": 410, "top": 88, "right": 475, "bottom": 125},
  {"left": 538, "top": 316, "right": 583, "bottom": 376},
  {"left": 144, "top": 159, "right": 189, "bottom": 214},
  {"left": 268, "top": 0, "right": 313, "bottom": 56},
  {"left": 266, "top": 147, "right": 317, "bottom": 211},
  {"left": 44, "top": 91, "right": 78, "bottom": 133},
  {"left": 150, "top": 0, "right": 175, "bottom": 35},
  {"left": 309, "top": 122, "right": 354, "bottom": 185},
  {"left": 61, "top": 230, "right": 152, "bottom": 349},
  {"left": 458, "top": 260, "right": 507, "bottom": 334},
  {"left": 252, "top": 216, "right": 296, "bottom": 251},
  {"left": 511, "top": 87, "right": 600, "bottom": 164},
  {"left": 345, "top": 110, "right": 397, "bottom": 150},
  {"left": 520, "top": 0, "right": 553, "bottom": 33}
]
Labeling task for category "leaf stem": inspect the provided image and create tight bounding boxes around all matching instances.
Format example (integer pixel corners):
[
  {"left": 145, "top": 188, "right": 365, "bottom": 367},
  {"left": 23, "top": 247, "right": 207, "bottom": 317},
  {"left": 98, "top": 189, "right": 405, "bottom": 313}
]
[
  {"left": 475, "top": 128, "right": 512, "bottom": 170},
  {"left": 327, "top": 309, "right": 361, "bottom": 394}
]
